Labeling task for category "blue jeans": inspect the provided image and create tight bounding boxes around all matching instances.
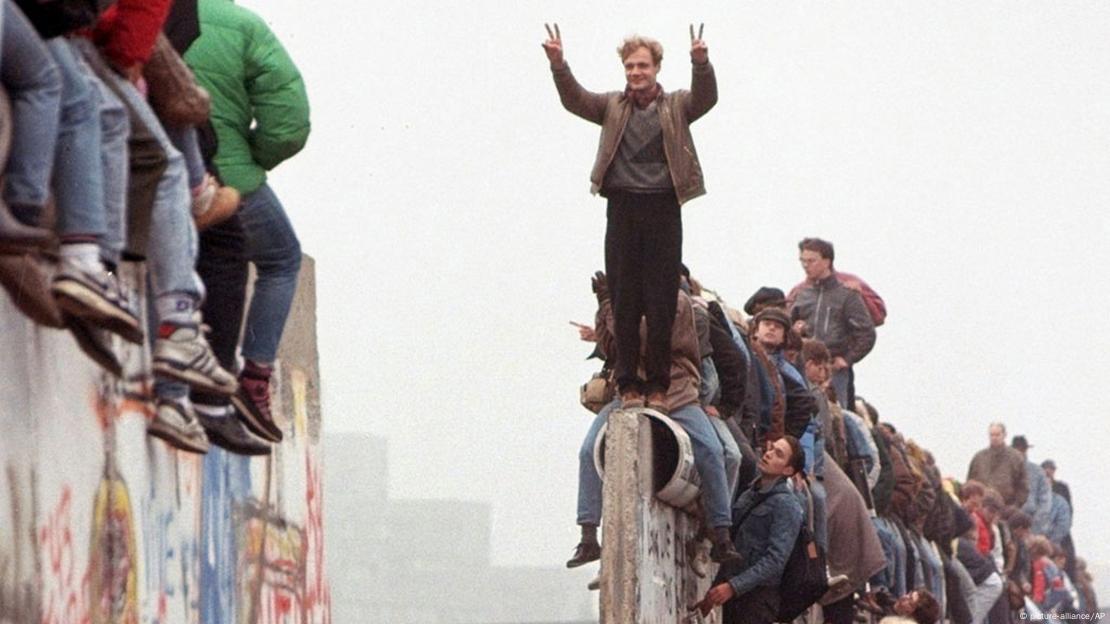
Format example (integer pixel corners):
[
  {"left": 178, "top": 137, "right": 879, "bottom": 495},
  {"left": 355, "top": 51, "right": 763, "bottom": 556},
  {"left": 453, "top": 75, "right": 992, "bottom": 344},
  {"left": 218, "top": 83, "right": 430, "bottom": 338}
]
[
  {"left": 46, "top": 40, "right": 107, "bottom": 242},
  {"left": 877, "top": 516, "right": 908, "bottom": 596},
  {"left": 76, "top": 39, "right": 202, "bottom": 301},
  {"left": 709, "top": 415, "right": 741, "bottom": 498},
  {"left": 913, "top": 532, "right": 945, "bottom": 615},
  {"left": 237, "top": 183, "right": 301, "bottom": 363},
  {"left": 166, "top": 125, "right": 205, "bottom": 189},
  {"left": 1, "top": 0, "right": 61, "bottom": 211},
  {"left": 91, "top": 66, "right": 129, "bottom": 265},
  {"left": 576, "top": 401, "right": 733, "bottom": 528}
]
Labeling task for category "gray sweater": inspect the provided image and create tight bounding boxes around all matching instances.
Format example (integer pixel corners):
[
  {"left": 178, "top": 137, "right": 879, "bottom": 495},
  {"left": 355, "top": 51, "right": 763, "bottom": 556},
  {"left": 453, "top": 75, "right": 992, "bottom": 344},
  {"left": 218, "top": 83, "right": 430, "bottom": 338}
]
[{"left": 601, "top": 101, "right": 674, "bottom": 193}]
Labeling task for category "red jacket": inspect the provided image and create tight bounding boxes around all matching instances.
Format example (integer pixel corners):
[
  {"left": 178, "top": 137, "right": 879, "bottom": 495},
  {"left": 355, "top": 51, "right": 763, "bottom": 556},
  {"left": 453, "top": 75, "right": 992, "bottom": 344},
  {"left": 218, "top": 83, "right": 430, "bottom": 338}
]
[{"left": 92, "top": 0, "right": 173, "bottom": 68}]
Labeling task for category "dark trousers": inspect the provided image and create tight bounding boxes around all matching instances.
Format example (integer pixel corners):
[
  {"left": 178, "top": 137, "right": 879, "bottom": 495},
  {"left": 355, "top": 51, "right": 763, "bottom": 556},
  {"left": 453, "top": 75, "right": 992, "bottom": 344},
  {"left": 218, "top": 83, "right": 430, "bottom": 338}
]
[
  {"left": 190, "top": 213, "right": 249, "bottom": 407},
  {"left": 603, "top": 191, "right": 681, "bottom": 396},
  {"left": 722, "top": 585, "right": 781, "bottom": 624},
  {"left": 822, "top": 595, "right": 855, "bottom": 624}
]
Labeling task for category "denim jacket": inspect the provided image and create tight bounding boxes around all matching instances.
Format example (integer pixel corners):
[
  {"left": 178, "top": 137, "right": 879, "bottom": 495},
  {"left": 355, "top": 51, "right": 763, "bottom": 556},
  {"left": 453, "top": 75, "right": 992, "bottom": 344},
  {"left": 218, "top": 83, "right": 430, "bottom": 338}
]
[{"left": 727, "top": 478, "right": 805, "bottom": 597}]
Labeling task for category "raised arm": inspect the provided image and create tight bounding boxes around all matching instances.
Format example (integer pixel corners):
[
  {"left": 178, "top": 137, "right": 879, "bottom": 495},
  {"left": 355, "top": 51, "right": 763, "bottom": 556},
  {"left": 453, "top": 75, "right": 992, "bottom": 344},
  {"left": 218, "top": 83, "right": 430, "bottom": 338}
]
[
  {"left": 684, "top": 23, "right": 717, "bottom": 122},
  {"left": 543, "top": 23, "right": 608, "bottom": 124}
]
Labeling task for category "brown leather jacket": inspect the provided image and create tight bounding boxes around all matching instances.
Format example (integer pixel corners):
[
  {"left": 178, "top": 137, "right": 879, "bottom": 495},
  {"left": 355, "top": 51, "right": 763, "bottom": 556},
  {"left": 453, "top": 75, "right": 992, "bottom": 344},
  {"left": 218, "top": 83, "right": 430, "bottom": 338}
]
[
  {"left": 550, "top": 60, "right": 717, "bottom": 206},
  {"left": 594, "top": 291, "right": 700, "bottom": 412}
]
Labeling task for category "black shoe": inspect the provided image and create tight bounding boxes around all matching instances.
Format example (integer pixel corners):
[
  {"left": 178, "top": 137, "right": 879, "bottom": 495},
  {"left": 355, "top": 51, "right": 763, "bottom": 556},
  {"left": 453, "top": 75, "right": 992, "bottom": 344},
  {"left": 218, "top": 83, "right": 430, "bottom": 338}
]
[
  {"left": 195, "top": 410, "right": 271, "bottom": 456},
  {"left": 65, "top": 314, "right": 123, "bottom": 377},
  {"left": 709, "top": 527, "right": 742, "bottom": 564},
  {"left": 566, "top": 540, "right": 601, "bottom": 568}
]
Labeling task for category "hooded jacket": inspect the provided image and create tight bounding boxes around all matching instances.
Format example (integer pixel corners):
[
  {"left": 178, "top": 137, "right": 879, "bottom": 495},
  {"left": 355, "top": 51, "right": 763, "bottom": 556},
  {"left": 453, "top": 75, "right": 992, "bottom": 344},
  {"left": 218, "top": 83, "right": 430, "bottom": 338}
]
[{"left": 184, "top": 0, "right": 309, "bottom": 195}]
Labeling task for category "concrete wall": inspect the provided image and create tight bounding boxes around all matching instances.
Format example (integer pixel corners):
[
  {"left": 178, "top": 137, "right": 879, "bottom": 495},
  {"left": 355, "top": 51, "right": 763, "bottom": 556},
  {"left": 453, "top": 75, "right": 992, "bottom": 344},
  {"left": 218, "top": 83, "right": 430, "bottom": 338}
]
[
  {"left": 599, "top": 409, "right": 721, "bottom": 624},
  {"left": 0, "top": 257, "right": 329, "bottom": 623}
]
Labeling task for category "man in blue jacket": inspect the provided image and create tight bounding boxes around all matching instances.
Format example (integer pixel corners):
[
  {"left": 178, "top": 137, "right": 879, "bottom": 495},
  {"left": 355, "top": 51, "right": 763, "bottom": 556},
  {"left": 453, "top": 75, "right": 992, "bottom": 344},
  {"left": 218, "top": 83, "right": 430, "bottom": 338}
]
[{"left": 696, "top": 435, "right": 806, "bottom": 622}]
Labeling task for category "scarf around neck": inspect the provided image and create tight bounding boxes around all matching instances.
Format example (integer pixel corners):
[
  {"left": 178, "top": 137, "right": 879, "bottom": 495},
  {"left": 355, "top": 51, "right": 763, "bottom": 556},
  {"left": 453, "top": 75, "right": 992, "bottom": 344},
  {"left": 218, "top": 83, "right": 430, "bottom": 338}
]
[{"left": 624, "top": 82, "right": 663, "bottom": 109}]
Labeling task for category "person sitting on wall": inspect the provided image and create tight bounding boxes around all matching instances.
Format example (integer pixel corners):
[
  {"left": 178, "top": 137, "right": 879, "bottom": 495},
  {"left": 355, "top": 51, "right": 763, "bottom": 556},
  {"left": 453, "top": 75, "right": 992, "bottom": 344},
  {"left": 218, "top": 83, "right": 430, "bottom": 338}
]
[
  {"left": 694, "top": 435, "right": 806, "bottom": 623},
  {"left": 567, "top": 271, "right": 740, "bottom": 570}
]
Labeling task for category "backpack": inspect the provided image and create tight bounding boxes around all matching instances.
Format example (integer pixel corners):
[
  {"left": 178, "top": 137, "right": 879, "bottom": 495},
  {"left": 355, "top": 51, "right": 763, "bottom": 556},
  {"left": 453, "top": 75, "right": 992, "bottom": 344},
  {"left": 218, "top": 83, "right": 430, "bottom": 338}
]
[
  {"left": 716, "top": 487, "right": 828, "bottom": 623},
  {"left": 775, "top": 487, "right": 828, "bottom": 621}
]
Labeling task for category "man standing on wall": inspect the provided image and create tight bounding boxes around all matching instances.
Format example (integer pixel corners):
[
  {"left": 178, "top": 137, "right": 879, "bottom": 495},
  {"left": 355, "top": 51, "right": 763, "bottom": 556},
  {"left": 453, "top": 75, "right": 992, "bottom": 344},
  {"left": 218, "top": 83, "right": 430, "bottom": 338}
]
[
  {"left": 543, "top": 23, "right": 716, "bottom": 412},
  {"left": 966, "top": 422, "right": 1028, "bottom": 508},
  {"left": 789, "top": 238, "right": 876, "bottom": 408}
]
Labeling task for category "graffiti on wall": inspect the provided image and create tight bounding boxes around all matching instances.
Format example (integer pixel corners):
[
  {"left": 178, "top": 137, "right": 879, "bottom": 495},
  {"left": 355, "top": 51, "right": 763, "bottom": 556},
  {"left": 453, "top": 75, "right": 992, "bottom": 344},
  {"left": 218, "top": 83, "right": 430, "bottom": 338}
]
[
  {"left": 236, "top": 499, "right": 305, "bottom": 622},
  {"left": 230, "top": 456, "right": 330, "bottom": 623},
  {"left": 141, "top": 457, "right": 202, "bottom": 624},
  {"left": 39, "top": 486, "right": 89, "bottom": 624},
  {"left": 303, "top": 451, "right": 330, "bottom": 622},
  {"left": 87, "top": 463, "right": 138, "bottom": 624},
  {"left": 200, "top": 449, "right": 253, "bottom": 622},
  {"left": 1, "top": 261, "right": 330, "bottom": 623}
]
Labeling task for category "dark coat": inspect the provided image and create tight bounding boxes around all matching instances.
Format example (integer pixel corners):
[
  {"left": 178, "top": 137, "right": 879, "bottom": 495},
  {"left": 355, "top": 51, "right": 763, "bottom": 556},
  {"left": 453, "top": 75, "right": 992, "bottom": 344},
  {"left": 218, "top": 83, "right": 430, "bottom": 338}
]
[
  {"left": 707, "top": 309, "right": 746, "bottom": 418},
  {"left": 871, "top": 428, "right": 896, "bottom": 516},
  {"left": 789, "top": 274, "right": 877, "bottom": 364},
  {"left": 958, "top": 537, "right": 997, "bottom": 585},
  {"left": 163, "top": 0, "right": 199, "bottom": 53}
]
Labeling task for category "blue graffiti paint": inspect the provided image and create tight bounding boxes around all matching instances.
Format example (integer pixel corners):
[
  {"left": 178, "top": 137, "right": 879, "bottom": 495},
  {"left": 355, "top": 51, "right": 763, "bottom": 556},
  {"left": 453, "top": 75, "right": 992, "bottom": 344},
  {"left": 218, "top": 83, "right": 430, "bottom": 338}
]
[{"left": 200, "top": 446, "right": 252, "bottom": 622}]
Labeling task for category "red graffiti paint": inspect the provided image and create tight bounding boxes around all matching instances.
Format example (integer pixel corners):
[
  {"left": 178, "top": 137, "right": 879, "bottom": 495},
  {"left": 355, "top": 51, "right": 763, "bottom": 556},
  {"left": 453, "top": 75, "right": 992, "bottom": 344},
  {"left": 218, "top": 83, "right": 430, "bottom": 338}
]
[{"left": 39, "top": 486, "right": 90, "bottom": 624}]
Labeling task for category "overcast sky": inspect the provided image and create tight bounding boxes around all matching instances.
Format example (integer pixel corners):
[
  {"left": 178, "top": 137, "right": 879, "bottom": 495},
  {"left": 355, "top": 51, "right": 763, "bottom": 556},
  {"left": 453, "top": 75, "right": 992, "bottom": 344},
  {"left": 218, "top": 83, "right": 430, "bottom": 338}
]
[{"left": 242, "top": 0, "right": 1110, "bottom": 594}]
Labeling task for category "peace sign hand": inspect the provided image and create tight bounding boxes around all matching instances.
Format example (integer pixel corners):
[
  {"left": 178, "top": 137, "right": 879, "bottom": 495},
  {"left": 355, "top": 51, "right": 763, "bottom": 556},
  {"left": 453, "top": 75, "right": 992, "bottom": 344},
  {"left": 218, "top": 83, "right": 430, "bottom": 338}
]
[
  {"left": 542, "top": 23, "right": 564, "bottom": 66},
  {"left": 689, "top": 23, "right": 708, "bottom": 64}
]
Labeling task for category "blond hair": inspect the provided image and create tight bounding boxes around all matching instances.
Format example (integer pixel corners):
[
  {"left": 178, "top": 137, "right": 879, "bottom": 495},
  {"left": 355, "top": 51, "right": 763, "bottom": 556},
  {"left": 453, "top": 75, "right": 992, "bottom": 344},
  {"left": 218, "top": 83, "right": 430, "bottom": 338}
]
[{"left": 617, "top": 36, "right": 663, "bottom": 65}]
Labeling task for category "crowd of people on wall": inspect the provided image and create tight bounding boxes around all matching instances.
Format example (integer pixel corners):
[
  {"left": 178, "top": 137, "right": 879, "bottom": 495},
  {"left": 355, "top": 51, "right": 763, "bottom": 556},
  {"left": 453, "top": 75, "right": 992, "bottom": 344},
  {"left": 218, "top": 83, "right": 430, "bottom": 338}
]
[
  {"left": 0, "top": 0, "right": 310, "bottom": 457},
  {"left": 544, "top": 27, "right": 1097, "bottom": 624}
]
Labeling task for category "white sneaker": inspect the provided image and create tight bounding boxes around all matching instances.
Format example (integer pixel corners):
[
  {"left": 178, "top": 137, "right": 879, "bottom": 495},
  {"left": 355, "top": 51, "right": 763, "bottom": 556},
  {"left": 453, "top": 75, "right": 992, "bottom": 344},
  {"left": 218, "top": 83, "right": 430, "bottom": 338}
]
[
  {"left": 52, "top": 259, "right": 142, "bottom": 344},
  {"left": 153, "top": 314, "right": 237, "bottom": 395},
  {"left": 148, "top": 399, "right": 210, "bottom": 454}
]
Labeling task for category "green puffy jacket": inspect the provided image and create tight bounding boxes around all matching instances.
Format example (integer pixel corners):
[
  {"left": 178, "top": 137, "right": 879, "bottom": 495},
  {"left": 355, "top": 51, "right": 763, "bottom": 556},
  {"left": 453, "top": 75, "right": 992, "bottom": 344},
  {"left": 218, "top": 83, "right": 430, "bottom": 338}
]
[{"left": 184, "top": 0, "right": 310, "bottom": 195}]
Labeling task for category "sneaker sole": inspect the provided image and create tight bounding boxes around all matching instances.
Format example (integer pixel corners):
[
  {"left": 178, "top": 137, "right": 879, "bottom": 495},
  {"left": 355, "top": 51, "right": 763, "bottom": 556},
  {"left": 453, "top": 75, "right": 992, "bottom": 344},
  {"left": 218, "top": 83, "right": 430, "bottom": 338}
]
[
  {"left": 153, "top": 361, "right": 238, "bottom": 396},
  {"left": 199, "top": 422, "right": 271, "bottom": 456},
  {"left": 565, "top": 555, "right": 600, "bottom": 569},
  {"left": 52, "top": 280, "right": 143, "bottom": 344},
  {"left": 66, "top": 316, "right": 123, "bottom": 377},
  {"left": 147, "top": 422, "right": 210, "bottom": 455},
  {"left": 230, "top": 392, "right": 283, "bottom": 442}
]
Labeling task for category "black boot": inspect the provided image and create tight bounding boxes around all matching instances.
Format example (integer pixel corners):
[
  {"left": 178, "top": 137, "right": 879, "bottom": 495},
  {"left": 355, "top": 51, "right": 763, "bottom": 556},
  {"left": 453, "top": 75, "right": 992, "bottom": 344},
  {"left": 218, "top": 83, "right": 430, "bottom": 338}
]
[
  {"left": 566, "top": 524, "right": 601, "bottom": 568},
  {"left": 709, "top": 527, "right": 742, "bottom": 564}
]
